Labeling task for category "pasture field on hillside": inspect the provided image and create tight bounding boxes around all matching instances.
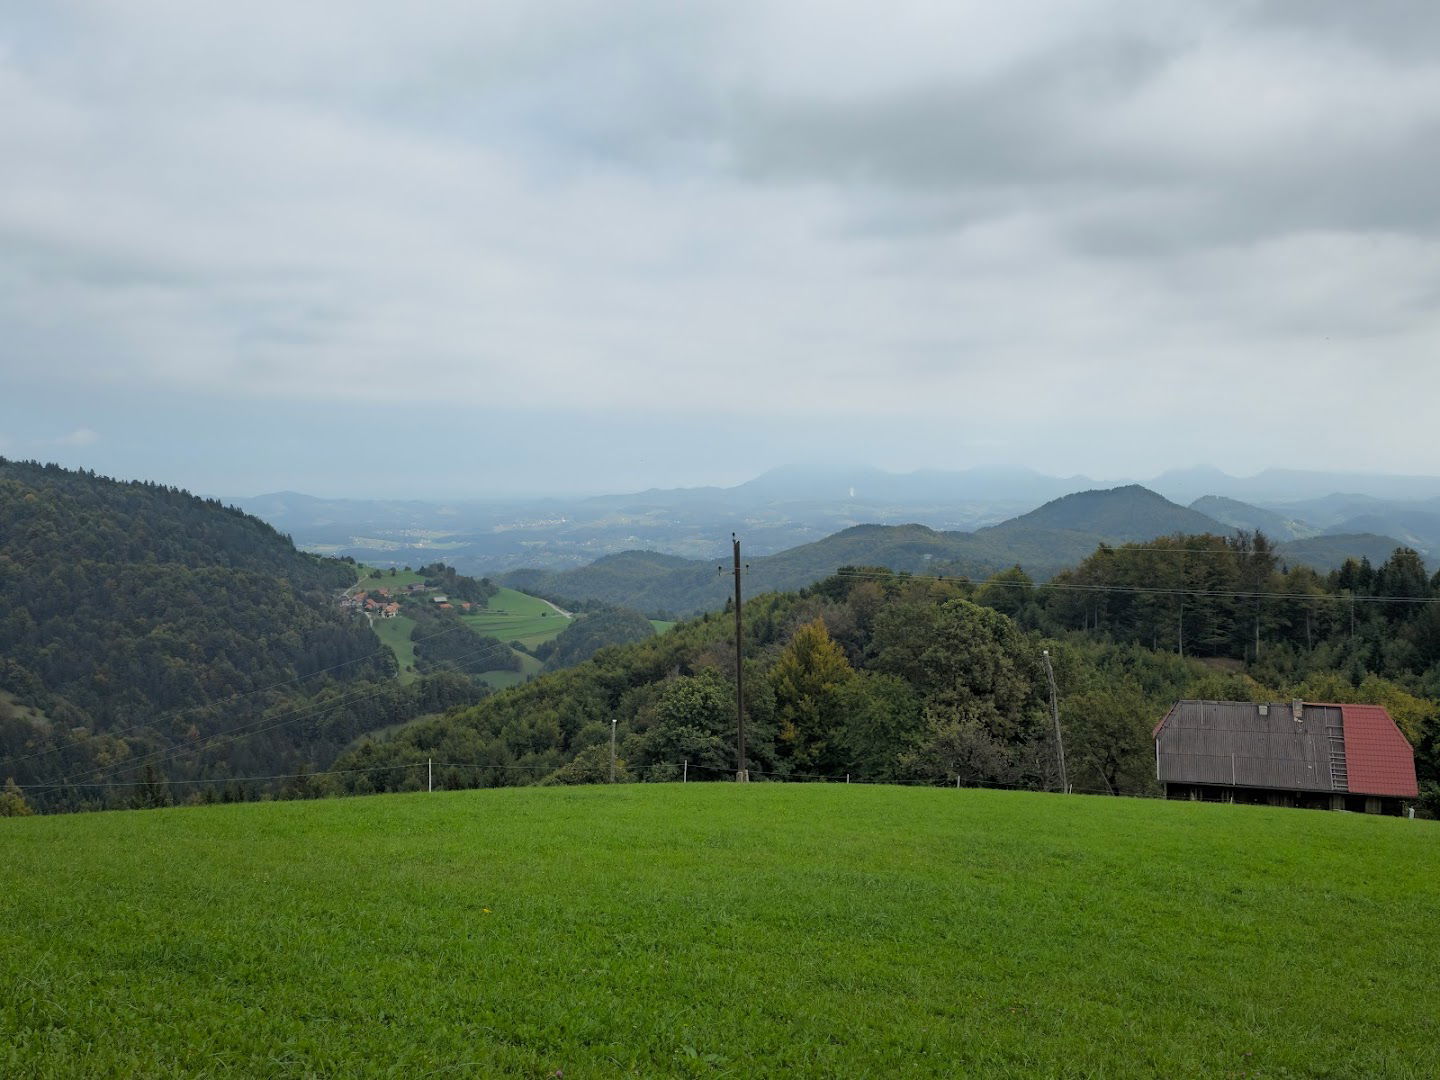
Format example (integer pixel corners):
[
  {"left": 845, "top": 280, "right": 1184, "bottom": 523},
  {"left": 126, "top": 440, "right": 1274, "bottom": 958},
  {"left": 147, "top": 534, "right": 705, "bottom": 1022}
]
[
  {"left": 370, "top": 613, "right": 418, "bottom": 682},
  {"left": 2, "top": 786, "right": 1437, "bottom": 1078},
  {"left": 464, "top": 586, "right": 573, "bottom": 650},
  {"left": 348, "top": 566, "right": 430, "bottom": 593},
  {"left": 478, "top": 650, "right": 544, "bottom": 690}
]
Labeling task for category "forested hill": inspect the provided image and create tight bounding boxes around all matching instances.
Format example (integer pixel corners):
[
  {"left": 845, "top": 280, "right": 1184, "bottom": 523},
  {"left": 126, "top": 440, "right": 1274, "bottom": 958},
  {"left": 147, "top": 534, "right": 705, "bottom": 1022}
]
[
  {"left": 1188, "top": 495, "right": 1320, "bottom": 542},
  {"left": 0, "top": 458, "right": 378, "bottom": 721},
  {"left": 983, "top": 485, "right": 1224, "bottom": 539},
  {"left": 500, "top": 487, "right": 1404, "bottom": 615},
  {"left": 332, "top": 556, "right": 1439, "bottom": 803},
  {"left": 0, "top": 460, "right": 489, "bottom": 810}
]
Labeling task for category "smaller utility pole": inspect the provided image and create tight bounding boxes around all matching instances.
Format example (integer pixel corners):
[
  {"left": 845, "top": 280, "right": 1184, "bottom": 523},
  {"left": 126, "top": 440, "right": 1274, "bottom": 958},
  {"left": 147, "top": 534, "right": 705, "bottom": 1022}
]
[
  {"left": 1042, "top": 650, "right": 1069, "bottom": 795},
  {"left": 609, "top": 717, "right": 618, "bottom": 783}
]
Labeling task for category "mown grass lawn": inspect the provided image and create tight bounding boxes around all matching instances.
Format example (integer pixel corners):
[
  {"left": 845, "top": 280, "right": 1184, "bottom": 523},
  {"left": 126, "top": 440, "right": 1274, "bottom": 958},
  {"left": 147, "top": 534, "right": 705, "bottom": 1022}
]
[{"left": 2, "top": 785, "right": 1436, "bottom": 1078}]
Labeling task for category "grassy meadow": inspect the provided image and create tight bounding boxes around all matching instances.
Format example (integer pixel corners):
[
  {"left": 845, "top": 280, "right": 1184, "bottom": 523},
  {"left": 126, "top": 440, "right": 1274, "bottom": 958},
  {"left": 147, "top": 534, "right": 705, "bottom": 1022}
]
[
  {"left": 477, "top": 651, "right": 545, "bottom": 691},
  {"left": 2, "top": 785, "right": 1437, "bottom": 1078},
  {"left": 352, "top": 567, "right": 429, "bottom": 592},
  {"left": 370, "top": 613, "right": 419, "bottom": 683},
  {"left": 464, "top": 586, "right": 573, "bottom": 650}
]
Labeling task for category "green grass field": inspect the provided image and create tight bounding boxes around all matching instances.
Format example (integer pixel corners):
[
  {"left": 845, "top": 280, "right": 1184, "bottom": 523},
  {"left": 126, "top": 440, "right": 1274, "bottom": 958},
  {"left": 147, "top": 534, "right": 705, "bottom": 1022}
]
[
  {"left": 649, "top": 619, "right": 675, "bottom": 635},
  {"left": 477, "top": 651, "right": 545, "bottom": 691},
  {"left": 464, "top": 587, "right": 573, "bottom": 650},
  {"left": 3, "top": 786, "right": 1437, "bottom": 1077},
  {"left": 351, "top": 567, "right": 428, "bottom": 593},
  {"left": 370, "top": 613, "right": 419, "bottom": 683}
]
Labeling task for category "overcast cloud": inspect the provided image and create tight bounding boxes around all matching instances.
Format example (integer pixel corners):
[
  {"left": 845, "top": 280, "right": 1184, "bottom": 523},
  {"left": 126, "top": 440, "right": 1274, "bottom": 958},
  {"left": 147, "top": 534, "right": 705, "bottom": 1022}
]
[{"left": 2, "top": 1, "right": 1438, "bottom": 495}]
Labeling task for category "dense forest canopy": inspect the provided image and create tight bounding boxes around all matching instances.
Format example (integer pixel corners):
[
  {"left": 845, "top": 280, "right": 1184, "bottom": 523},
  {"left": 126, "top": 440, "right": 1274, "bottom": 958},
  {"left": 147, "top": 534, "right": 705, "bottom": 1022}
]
[{"left": 0, "top": 460, "right": 494, "bottom": 811}]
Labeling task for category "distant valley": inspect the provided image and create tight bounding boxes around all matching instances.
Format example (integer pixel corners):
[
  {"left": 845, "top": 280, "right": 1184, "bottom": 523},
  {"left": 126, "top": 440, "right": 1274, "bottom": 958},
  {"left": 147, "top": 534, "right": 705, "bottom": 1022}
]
[
  {"left": 501, "top": 486, "right": 1410, "bottom": 617},
  {"left": 229, "top": 463, "right": 1440, "bottom": 579}
]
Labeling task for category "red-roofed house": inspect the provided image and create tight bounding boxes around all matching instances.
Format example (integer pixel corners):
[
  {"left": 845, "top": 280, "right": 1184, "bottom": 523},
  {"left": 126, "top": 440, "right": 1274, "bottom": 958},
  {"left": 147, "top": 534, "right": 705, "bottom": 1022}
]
[{"left": 1154, "top": 700, "right": 1418, "bottom": 815}]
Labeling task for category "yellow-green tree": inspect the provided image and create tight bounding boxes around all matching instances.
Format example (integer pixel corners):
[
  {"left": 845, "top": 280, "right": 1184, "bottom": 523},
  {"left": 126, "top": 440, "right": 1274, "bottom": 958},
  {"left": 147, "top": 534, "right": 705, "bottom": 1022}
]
[
  {"left": 770, "top": 619, "right": 854, "bottom": 771},
  {"left": 0, "top": 777, "right": 33, "bottom": 817}
]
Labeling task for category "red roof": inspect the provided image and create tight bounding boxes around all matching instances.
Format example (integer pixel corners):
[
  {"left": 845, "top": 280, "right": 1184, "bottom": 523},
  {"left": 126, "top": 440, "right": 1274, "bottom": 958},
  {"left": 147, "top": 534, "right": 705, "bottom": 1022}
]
[{"left": 1340, "top": 705, "right": 1419, "bottom": 797}]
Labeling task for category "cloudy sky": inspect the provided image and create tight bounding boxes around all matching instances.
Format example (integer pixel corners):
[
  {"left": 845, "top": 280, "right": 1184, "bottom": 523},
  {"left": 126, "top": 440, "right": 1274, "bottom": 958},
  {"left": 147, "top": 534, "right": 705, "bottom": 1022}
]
[{"left": 3, "top": 1, "right": 1438, "bottom": 496}]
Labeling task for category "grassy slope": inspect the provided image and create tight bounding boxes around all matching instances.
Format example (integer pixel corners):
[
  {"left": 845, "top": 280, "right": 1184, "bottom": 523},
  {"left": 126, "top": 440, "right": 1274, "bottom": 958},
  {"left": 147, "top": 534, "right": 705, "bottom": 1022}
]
[
  {"left": 351, "top": 567, "right": 429, "bottom": 593},
  {"left": 2, "top": 786, "right": 1436, "bottom": 1078},
  {"left": 464, "top": 586, "right": 572, "bottom": 650},
  {"left": 354, "top": 577, "right": 561, "bottom": 689},
  {"left": 370, "top": 613, "right": 419, "bottom": 683},
  {"left": 477, "top": 651, "right": 544, "bottom": 691}
]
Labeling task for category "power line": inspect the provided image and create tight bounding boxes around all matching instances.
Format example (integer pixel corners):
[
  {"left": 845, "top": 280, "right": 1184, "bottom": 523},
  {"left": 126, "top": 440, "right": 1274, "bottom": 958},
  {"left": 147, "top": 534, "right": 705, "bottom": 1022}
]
[
  {"left": 28, "top": 637, "right": 524, "bottom": 795},
  {"left": 4, "top": 620, "right": 472, "bottom": 768},
  {"left": 830, "top": 568, "right": 1440, "bottom": 606},
  {"left": 17, "top": 759, "right": 682, "bottom": 792}
]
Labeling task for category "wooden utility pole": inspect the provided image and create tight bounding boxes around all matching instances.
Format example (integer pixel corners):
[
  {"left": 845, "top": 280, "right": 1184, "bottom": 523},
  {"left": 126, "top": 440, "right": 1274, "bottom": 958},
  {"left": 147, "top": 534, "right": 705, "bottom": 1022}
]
[
  {"left": 732, "top": 534, "right": 748, "bottom": 782},
  {"left": 1042, "top": 650, "right": 1069, "bottom": 794}
]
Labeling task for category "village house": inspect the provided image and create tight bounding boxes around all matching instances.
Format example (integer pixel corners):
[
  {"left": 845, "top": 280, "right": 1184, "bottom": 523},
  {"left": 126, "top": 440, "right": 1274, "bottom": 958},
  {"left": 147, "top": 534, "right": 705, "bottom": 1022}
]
[{"left": 1155, "top": 699, "right": 1419, "bottom": 814}]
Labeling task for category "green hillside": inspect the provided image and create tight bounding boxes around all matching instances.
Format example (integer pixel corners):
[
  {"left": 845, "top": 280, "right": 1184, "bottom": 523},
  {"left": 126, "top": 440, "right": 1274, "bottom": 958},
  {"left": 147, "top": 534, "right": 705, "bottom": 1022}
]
[
  {"left": 496, "top": 486, "right": 1329, "bottom": 615},
  {"left": 499, "top": 522, "right": 1100, "bottom": 615},
  {"left": 1189, "top": 494, "right": 1322, "bottom": 542},
  {"left": 462, "top": 586, "right": 572, "bottom": 650},
  {"left": 502, "top": 485, "right": 1410, "bottom": 616},
  {"left": 2, "top": 785, "right": 1435, "bottom": 1077},
  {"left": 1276, "top": 532, "right": 1417, "bottom": 572},
  {"left": 985, "top": 484, "right": 1227, "bottom": 539},
  {"left": 0, "top": 462, "right": 490, "bottom": 810}
]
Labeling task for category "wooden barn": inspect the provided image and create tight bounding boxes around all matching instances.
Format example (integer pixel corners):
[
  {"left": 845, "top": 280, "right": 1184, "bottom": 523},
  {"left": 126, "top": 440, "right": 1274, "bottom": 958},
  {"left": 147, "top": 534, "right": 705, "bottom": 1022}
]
[{"left": 1154, "top": 700, "right": 1419, "bottom": 814}]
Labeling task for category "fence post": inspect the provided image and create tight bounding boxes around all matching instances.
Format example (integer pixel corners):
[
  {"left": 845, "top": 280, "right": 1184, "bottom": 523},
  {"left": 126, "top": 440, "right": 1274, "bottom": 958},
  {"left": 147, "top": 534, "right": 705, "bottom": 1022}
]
[
  {"left": 846, "top": 774, "right": 850, "bottom": 784},
  {"left": 428, "top": 758, "right": 433, "bottom": 793},
  {"left": 955, "top": 775, "right": 960, "bottom": 789},
  {"left": 683, "top": 759, "right": 688, "bottom": 784}
]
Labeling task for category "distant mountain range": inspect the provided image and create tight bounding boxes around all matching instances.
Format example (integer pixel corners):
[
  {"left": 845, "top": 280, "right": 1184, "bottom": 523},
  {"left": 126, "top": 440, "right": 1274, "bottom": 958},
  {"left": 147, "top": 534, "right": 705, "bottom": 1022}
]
[
  {"left": 500, "top": 485, "right": 1416, "bottom": 616},
  {"left": 228, "top": 463, "right": 1440, "bottom": 576}
]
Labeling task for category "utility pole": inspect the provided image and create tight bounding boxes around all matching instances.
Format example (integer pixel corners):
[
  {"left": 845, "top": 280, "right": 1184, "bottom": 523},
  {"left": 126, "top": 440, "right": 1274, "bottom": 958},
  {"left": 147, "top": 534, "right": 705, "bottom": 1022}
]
[
  {"left": 609, "top": 717, "right": 618, "bottom": 783},
  {"left": 1042, "top": 649, "right": 1069, "bottom": 795},
  {"left": 731, "top": 534, "right": 748, "bottom": 782}
]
